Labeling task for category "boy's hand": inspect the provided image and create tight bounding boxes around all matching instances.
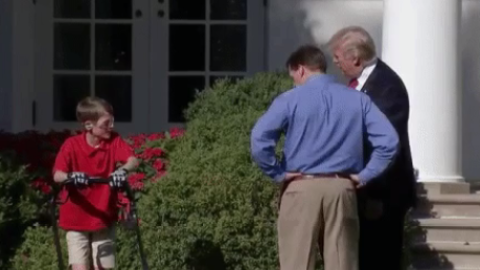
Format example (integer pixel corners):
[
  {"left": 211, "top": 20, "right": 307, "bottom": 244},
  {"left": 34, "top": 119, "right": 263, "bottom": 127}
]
[
  {"left": 67, "top": 172, "right": 89, "bottom": 186},
  {"left": 109, "top": 169, "right": 128, "bottom": 188}
]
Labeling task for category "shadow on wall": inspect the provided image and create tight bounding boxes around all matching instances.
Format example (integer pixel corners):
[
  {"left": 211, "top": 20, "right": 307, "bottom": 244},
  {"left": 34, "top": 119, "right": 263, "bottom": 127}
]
[
  {"left": 268, "top": 0, "right": 383, "bottom": 84},
  {"left": 461, "top": 1, "right": 480, "bottom": 182},
  {"left": 268, "top": 0, "right": 480, "bottom": 181}
]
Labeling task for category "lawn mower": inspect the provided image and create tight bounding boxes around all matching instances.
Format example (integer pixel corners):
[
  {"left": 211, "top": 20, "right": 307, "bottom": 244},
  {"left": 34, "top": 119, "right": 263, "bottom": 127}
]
[{"left": 50, "top": 176, "right": 149, "bottom": 270}]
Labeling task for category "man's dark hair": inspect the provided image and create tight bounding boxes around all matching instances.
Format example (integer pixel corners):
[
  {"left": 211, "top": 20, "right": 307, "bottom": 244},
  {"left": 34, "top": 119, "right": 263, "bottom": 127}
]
[{"left": 285, "top": 45, "right": 327, "bottom": 72}]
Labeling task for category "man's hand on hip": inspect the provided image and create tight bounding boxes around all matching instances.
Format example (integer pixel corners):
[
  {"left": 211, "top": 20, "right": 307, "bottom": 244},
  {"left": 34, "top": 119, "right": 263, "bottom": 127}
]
[{"left": 349, "top": 174, "right": 364, "bottom": 188}]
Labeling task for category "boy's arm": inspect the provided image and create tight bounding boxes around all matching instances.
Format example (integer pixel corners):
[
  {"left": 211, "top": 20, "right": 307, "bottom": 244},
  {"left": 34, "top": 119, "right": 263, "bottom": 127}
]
[
  {"left": 53, "top": 171, "right": 69, "bottom": 183},
  {"left": 118, "top": 156, "right": 139, "bottom": 172},
  {"left": 114, "top": 136, "right": 139, "bottom": 172},
  {"left": 53, "top": 140, "right": 72, "bottom": 183}
]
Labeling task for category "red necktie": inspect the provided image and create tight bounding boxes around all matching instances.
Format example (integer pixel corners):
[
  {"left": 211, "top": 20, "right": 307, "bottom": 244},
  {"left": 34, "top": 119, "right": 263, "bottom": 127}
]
[{"left": 348, "top": 78, "right": 359, "bottom": 89}]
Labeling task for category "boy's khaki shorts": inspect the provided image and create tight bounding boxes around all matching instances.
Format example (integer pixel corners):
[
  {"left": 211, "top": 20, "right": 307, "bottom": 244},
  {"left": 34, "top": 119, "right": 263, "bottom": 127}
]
[{"left": 66, "top": 227, "right": 115, "bottom": 269}]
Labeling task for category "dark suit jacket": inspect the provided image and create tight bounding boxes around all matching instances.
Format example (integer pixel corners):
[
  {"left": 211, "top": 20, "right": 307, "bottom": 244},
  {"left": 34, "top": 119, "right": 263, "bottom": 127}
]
[{"left": 361, "top": 59, "right": 417, "bottom": 210}]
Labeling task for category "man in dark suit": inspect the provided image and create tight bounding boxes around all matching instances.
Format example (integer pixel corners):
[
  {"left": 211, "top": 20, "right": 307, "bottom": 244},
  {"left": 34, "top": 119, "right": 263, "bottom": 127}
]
[{"left": 327, "top": 26, "right": 417, "bottom": 270}]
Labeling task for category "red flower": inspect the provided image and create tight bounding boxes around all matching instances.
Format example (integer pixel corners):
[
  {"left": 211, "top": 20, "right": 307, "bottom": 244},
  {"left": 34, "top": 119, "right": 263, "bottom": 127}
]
[
  {"left": 169, "top": 127, "right": 185, "bottom": 139},
  {"left": 128, "top": 173, "right": 145, "bottom": 190},
  {"left": 147, "top": 133, "right": 165, "bottom": 141},
  {"left": 139, "top": 148, "right": 163, "bottom": 160},
  {"left": 31, "top": 177, "right": 52, "bottom": 194},
  {"left": 128, "top": 134, "right": 147, "bottom": 148},
  {"left": 152, "top": 159, "right": 165, "bottom": 171}
]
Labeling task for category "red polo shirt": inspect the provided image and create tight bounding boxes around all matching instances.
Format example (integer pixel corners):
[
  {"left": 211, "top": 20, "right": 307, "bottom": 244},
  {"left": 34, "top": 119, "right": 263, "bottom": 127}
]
[{"left": 53, "top": 132, "right": 133, "bottom": 231}]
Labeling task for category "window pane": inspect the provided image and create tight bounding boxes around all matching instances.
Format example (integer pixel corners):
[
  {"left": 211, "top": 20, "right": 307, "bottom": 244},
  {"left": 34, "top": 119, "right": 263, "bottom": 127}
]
[
  {"left": 95, "top": 0, "right": 132, "bottom": 19},
  {"left": 169, "top": 24, "right": 205, "bottom": 72},
  {"left": 95, "top": 24, "right": 132, "bottom": 71},
  {"left": 169, "top": 76, "right": 205, "bottom": 122},
  {"left": 210, "top": 0, "right": 246, "bottom": 20},
  {"left": 95, "top": 76, "right": 132, "bottom": 122},
  {"left": 169, "top": 0, "right": 205, "bottom": 20},
  {"left": 210, "top": 76, "right": 243, "bottom": 87},
  {"left": 210, "top": 25, "right": 246, "bottom": 71},
  {"left": 54, "top": 0, "right": 90, "bottom": 19},
  {"left": 53, "top": 75, "right": 90, "bottom": 121},
  {"left": 54, "top": 23, "right": 90, "bottom": 70}
]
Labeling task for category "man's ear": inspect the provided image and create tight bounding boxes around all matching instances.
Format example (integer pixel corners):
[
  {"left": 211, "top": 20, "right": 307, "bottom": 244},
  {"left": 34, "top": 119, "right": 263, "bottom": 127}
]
[
  {"left": 354, "top": 57, "right": 362, "bottom": 67},
  {"left": 84, "top": 121, "right": 93, "bottom": 130}
]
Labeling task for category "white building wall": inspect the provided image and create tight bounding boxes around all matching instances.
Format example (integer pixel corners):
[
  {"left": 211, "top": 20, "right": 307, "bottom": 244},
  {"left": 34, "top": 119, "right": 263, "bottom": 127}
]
[
  {"left": 0, "top": 0, "right": 13, "bottom": 132},
  {"left": 267, "top": 0, "right": 480, "bottom": 181}
]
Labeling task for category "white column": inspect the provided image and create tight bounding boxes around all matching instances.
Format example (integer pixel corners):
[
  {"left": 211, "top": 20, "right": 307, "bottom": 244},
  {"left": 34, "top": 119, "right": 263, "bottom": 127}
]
[{"left": 381, "top": 0, "right": 463, "bottom": 182}]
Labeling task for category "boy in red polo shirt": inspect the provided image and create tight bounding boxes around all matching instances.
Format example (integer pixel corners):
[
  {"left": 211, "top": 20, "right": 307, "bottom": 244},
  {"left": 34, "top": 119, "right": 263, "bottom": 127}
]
[{"left": 53, "top": 97, "right": 138, "bottom": 270}]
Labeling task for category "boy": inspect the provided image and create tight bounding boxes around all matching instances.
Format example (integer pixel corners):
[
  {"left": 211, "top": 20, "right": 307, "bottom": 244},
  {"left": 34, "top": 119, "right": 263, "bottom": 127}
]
[{"left": 53, "top": 97, "right": 138, "bottom": 270}]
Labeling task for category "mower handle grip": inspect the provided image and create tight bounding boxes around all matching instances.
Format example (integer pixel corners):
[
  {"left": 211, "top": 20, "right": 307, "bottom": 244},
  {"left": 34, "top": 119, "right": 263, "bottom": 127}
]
[{"left": 63, "top": 177, "right": 110, "bottom": 185}]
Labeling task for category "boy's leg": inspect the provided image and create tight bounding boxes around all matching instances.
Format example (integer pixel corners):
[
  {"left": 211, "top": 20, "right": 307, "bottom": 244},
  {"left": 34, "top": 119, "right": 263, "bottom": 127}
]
[
  {"left": 66, "top": 231, "right": 91, "bottom": 270},
  {"left": 91, "top": 227, "right": 116, "bottom": 269}
]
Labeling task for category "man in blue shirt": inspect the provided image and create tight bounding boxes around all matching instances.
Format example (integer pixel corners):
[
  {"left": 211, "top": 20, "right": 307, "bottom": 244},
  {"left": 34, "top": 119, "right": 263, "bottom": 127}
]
[{"left": 250, "top": 45, "right": 399, "bottom": 270}]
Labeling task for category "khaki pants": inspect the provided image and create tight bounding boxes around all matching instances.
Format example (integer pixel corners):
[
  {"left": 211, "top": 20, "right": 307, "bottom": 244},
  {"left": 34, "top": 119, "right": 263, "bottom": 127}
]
[
  {"left": 66, "top": 227, "right": 116, "bottom": 269},
  {"left": 278, "top": 177, "right": 359, "bottom": 270}
]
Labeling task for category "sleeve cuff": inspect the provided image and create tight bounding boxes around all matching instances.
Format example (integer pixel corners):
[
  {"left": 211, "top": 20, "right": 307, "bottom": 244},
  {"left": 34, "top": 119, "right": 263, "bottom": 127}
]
[
  {"left": 357, "top": 171, "right": 371, "bottom": 185},
  {"left": 273, "top": 171, "right": 286, "bottom": 183}
]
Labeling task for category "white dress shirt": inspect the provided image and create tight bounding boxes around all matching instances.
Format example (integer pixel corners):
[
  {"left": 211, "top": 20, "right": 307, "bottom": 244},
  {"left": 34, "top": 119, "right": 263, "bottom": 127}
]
[{"left": 354, "top": 59, "right": 378, "bottom": 91}]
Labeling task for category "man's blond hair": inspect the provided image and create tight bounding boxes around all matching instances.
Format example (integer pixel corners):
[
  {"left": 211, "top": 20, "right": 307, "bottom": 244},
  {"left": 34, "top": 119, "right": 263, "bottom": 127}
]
[
  {"left": 76, "top": 97, "right": 114, "bottom": 122},
  {"left": 327, "top": 26, "right": 377, "bottom": 65}
]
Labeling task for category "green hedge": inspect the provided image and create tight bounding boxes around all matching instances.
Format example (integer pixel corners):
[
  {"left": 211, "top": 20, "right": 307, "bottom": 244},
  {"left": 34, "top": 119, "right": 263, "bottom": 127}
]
[{"left": 0, "top": 153, "right": 45, "bottom": 269}]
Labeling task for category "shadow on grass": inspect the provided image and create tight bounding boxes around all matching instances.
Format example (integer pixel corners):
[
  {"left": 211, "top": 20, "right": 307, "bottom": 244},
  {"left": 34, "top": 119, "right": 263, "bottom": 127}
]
[{"left": 185, "top": 239, "right": 227, "bottom": 270}]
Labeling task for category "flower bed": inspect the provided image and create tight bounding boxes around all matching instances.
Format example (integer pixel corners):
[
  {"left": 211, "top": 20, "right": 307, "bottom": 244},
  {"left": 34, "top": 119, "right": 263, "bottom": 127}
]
[
  {"left": 0, "top": 128, "right": 184, "bottom": 269},
  {"left": 0, "top": 128, "right": 184, "bottom": 194}
]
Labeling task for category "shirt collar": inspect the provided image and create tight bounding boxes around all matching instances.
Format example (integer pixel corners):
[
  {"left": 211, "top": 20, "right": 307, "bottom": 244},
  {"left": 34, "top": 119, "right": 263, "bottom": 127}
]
[
  {"left": 355, "top": 59, "right": 377, "bottom": 91},
  {"left": 81, "top": 132, "right": 108, "bottom": 155},
  {"left": 305, "top": 73, "right": 335, "bottom": 85}
]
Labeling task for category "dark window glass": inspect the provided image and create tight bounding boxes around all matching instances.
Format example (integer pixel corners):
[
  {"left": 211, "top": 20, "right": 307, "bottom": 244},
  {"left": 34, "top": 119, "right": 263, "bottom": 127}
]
[
  {"left": 169, "top": 0, "right": 206, "bottom": 20},
  {"left": 95, "top": 76, "right": 132, "bottom": 122},
  {"left": 95, "top": 0, "right": 132, "bottom": 19},
  {"left": 210, "top": 25, "right": 246, "bottom": 71},
  {"left": 53, "top": 75, "right": 90, "bottom": 121},
  {"left": 169, "top": 76, "right": 205, "bottom": 122},
  {"left": 169, "top": 24, "right": 206, "bottom": 71},
  {"left": 210, "top": 0, "right": 246, "bottom": 20},
  {"left": 95, "top": 24, "right": 132, "bottom": 71},
  {"left": 54, "top": 23, "right": 90, "bottom": 70},
  {"left": 54, "top": 0, "right": 91, "bottom": 19}
]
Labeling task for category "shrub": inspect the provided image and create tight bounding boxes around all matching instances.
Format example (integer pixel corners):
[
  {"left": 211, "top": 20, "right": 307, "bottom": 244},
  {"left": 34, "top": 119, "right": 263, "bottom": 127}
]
[
  {"left": 0, "top": 153, "right": 43, "bottom": 269},
  {"left": 9, "top": 226, "right": 67, "bottom": 270}
]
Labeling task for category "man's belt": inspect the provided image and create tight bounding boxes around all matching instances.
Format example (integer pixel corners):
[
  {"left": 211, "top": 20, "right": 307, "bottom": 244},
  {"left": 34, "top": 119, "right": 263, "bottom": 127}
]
[{"left": 295, "top": 173, "right": 350, "bottom": 180}]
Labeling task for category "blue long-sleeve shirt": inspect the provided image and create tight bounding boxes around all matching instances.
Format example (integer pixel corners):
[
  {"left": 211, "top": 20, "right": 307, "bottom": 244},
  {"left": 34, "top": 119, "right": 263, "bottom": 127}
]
[{"left": 250, "top": 74, "right": 399, "bottom": 184}]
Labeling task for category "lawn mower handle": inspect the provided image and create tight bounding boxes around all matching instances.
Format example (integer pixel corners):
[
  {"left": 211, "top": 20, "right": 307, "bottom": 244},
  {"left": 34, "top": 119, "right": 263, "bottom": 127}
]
[
  {"left": 63, "top": 177, "right": 135, "bottom": 199},
  {"left": 63, "top": 177, "right": 110, "bottom": 185}
]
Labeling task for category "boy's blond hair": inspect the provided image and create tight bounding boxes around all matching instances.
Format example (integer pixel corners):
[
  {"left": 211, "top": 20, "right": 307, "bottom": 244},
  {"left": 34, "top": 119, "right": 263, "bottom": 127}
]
[{"left": 76, "top": 97, "right": 114, "bottom": 122}]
